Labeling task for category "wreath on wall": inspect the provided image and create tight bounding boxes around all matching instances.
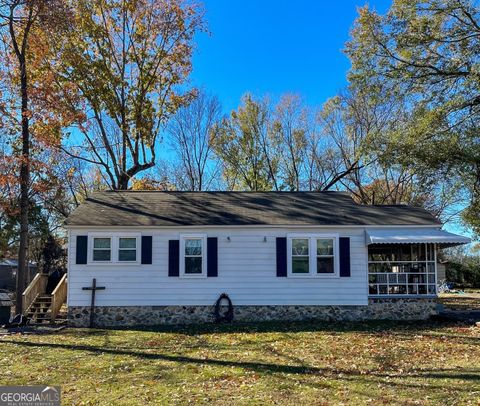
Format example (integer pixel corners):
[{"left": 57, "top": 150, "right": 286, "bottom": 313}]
[{"left": 214, "top": 293, "right": 234, "bottom": 323}]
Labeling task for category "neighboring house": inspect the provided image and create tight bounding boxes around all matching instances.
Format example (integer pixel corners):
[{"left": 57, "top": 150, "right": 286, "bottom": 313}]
[
  {"left": 0, "top": 259, "right": 38, "bottom": 291},
  {"left": 65, "top": 191, "right": 470, "bottom": 327}
]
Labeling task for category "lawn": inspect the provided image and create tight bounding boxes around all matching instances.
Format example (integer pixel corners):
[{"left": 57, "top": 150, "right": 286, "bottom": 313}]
[
  {"left": 0, "top": 320, "right": 479, "bottom": 405},
  {"left": 438, "top": 290, "right": 480, "bottom": 311}
]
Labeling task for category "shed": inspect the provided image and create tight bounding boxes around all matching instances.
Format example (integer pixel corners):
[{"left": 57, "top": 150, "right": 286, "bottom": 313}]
[{"left": 0, "top": 293, "right": 13, "bottom": 325}]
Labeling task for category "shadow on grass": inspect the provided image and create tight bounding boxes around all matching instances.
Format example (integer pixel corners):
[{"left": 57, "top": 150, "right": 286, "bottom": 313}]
[
  {"left": 95, "top": 319, "right": 480, "bottom": 347},
  {"left": 101, "top": 319, "right": 470, "bottom": 336},
  {"left": 5, "top": 319, "right": 478, "bottom": 349},
  {"left": 1, "top": 338, "right": 479, "bottom": 386},
  {"left": 438, "top": 293, "right": 480, "bottom": 311}
]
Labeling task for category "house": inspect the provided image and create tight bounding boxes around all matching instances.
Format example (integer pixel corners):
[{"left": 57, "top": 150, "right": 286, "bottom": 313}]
[
  {"left": 64, "top": 191, "right": 470, "bottom": 327},
  {"left": 0, "top": 259, "right": 38, "bottom": 292}
]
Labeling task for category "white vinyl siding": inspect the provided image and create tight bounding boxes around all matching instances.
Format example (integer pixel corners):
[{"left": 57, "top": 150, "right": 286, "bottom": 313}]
[{"left": 67, "top": 227, "right": 368, "bottom": 307}]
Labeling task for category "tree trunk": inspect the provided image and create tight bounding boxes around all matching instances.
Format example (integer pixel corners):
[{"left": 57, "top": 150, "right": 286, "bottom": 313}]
[
  {"left": 15, "top": 55, "right": 30, "bottom": 315},
  {"left": 118, "top": 174, "right": 129, "bottom": 190}
]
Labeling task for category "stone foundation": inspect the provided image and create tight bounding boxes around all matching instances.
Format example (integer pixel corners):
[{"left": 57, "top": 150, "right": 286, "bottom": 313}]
[{"left": 68, "top": 298, "right": 437, "bottom": 327}]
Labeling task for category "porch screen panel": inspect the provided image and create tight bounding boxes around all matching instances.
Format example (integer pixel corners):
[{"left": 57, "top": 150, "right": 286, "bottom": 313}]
[{"left": 368, "top": 243, "right": 436, "bottom": 296}]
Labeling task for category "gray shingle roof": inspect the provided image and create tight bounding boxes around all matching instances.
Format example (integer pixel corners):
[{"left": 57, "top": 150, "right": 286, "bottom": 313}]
[{"left": 65, "top": 191, "right": 441, "bottom": 227}]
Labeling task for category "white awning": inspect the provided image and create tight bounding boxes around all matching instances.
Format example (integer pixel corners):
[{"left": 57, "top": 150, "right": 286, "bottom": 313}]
[{"left": 365, "top": 228, "right": 471, "bottom": 246}]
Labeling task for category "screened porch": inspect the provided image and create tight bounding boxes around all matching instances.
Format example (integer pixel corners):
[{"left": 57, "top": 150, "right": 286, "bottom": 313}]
[
  {"left": 368, "top": 243, "right": 437, "bottom": 296},
  {"left": 366, "top": 228, "right": 470, "bottom": 297}
]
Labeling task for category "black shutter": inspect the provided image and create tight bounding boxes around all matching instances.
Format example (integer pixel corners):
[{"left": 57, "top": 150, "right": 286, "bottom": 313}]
[
  {"left": 339, "top": 237, "right": 351, "bottom": 277},
  {"left": 141, "top": 236, "right": 153, "bottom": 264},
  {"left": 276, "top": 237, "right": 287, "bottom": 277},
  {"left": 76, "top": 235, "right": 88, "bottom": 264},
  {"left": 168, "top": 240, "right": 180, "bottom": 277},
  {"left": 207, "top": 237, "right": 218, "bottom": 277}
]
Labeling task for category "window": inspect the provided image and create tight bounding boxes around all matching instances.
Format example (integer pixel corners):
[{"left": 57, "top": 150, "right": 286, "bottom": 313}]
[
  {"left": 185, "top": 238, "right": 202, "bottom": 274},
  {"left": 93, "top": 237, "right": 111, "bottom": 261},
  {"left": 180, "top": 235, "right": 206, "bottom": 277},
  {"left": 89, "top": 234, "right": 140, "bottom": 264},
  {"left": 316, "top": 239, "right": 334, "bottom": 274},
  {"left": 368, "top": 243, "right": 437, "bottom": 296},
  {"left": 292, "top": 239, "right": 309, "bottom": 273},
  {"left": 118, "top": 237, "right": 137, "bottom": 262},
  {"left": 288, "top": 234, "right": 339, "bottom": 277}
]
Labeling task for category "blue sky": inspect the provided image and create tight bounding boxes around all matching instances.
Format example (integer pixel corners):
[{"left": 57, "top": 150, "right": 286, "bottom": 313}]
[{"left": 189, "top": 0, "right": 391, "bottom": 112}]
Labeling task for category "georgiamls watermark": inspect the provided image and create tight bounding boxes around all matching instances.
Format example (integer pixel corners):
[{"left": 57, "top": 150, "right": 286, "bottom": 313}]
[{"left": 0, "top": 386, "right": 60, "bottom": 406}]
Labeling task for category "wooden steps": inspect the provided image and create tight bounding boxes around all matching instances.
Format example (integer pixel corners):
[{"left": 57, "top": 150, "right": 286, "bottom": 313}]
[
  {"left": 25, "top": 294, "right": 67, "bottom": 325},
  {"left": 26, "top": 294, "right": 52, "bottom": 324},
  {"left": 22, "top": 273, "right": 68, "bottom": 325}
]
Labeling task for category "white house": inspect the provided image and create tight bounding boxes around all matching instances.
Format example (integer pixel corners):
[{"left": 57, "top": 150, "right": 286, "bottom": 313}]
[{"left": 64, "top": 191, "right": 470, "bottom": 327}]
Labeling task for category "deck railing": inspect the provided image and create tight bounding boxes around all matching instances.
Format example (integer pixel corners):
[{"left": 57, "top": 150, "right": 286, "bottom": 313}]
[
  {"left": 22, "top": 273, "right": 48, "bottom": 314},
  {"left": 50, "top": 274, "right": 67, "bottom": 321}
]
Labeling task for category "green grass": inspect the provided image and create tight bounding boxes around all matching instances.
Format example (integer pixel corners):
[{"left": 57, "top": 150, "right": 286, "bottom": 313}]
[
  {"left": 439, "top": 290, "right": 480, "bottom": 310},
  {"left": 0, "top": 320, "right": 479, "bottom": 405}
]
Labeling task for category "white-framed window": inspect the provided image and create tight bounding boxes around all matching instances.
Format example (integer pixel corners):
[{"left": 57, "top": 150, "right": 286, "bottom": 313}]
[
  {"left": 316, "top": 238, "right": 335, "bottom": 274},
  {"left": 291, "top": 238, "right": 310, "bottom": 274},
  {"left": 118, "top": 237, "right": 138, "bottom": 262},
  {"left": 92, "top": 237, "right": 112, "bottom": 262},
  {"left": 180, "top": 234, "right": 207, "bottom": 277},
  {"left": 287, "top": 234, "right": 339, "bottom": 277},
  {"left": 88, "top": 233, "right": 140, "bottom": 264}
]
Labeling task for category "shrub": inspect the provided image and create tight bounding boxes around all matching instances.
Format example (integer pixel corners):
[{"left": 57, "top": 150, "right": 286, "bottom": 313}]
[{"left": 446, "top": 257, "right": 480, "bottom": 288}]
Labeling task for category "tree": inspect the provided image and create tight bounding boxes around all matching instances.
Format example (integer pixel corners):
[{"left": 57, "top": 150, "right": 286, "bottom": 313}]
[
  {"left": 211, "top": 91, "right": 402, "bottom": 195},
  {"left": 317, "top": 87, "right": 462, "bottom": 220},
  {"left": 44, "top": 0, "right": 205, "bottom": 190},
  {"left": 443, "top": 245, "right": 480, "bottom": 287},
  {"left": 38, "top": 234, "right": 65, "bottom": 275},
  {"left": 0, "top": 140, "right": 72, "bottom": 277},
  {"left": 345, "top": 0, "right": 480, "bottom": 234},
  {"left": 168, "top": 90, "right": 222, "bottom": 190},
  {"left": 271, "top": 94, "right": 308, "bottom": 191},
  {"left": 211, "top": 94, "right": 278, "bottom": 191},
  {"left": 0, "top": 0, "right": 55, "bottom": 312}
]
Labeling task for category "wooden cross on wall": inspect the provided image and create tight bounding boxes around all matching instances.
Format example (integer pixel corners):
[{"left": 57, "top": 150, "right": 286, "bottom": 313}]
[{"left": 82, "top": 278, "right": 105, "bottom": 328}]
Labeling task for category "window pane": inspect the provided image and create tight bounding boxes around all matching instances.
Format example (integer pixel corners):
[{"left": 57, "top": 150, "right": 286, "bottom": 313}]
[
  {"left": 317, "top": 239, "right": 333, "bottom": 256},
  {"left": 292, "top": 257, "right": 309, "bottom": 273},
  {"left": 185, "top": 239, "right": 202, "bottom": 256},
  {"left": 94, "top": 238, "right": 110, "bottom": 249},
  {"left": 185, "top": 257, "right": 202, "bottom": 274},
  {"left": 93, "top": 249, "right": 111, "bottom": 261},
  {"left": 317, "top": 257, "right": 334, "bottom": 273},
  {"left": 292, "top": 239, "right": 309, "bottom": 256},
  {"left": 379, "top": 285, "right": 388, "bottom": 294},
  {"left": 426, "top": 244, "right": 435, "bottom": 261},
  {"left": 389, "top": 285, "right": 407, "bottom": 294},
  {"left": 119, "top": 250, "right": 136, "bottom": 261},
  {"left": 119, "top": 238, "right": 136, "bottom": 249},
  {"left": 368, "top": 244, "right": 434, "bottom": 262},
  {"left": 418, "top": 285, "right": 427, "bottom": 294}
]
